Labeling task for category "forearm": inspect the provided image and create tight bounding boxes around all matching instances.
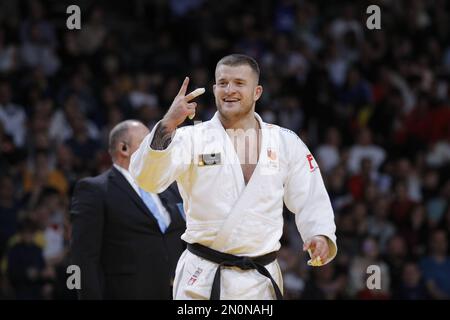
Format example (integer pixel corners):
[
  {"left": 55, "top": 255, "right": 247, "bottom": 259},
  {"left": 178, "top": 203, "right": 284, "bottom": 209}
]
[
  {"left": 131, "top": 121, "right": 191, "bottom": 193},
  {"left": 150, "top": 119, "right": 177, "bottom": 150}
]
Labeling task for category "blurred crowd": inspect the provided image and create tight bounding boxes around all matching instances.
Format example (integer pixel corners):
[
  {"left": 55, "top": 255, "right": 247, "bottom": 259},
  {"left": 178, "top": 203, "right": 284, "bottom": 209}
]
[{"left": 0, "top": 0, "right": 449, "bottom": 299}]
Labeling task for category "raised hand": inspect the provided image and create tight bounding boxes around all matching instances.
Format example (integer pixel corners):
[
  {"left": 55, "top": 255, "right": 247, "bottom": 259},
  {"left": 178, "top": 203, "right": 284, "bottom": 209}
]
[
  {"left": 151, "top": 77, "right": 205, "bottom": 150},
  {"left": 161, "top": 77, "right": 205, "bottom": 131}
]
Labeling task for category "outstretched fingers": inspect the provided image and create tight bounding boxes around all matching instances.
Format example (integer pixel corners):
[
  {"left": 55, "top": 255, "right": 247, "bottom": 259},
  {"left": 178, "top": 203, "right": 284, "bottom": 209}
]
[{"left": 177, "top": 77, "right": 190, "bottom": 97}]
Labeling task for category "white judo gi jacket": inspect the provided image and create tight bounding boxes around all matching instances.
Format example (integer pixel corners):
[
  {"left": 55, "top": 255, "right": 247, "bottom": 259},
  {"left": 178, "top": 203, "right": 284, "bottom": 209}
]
[{"left": 130, "top": 112, "right": 337, "bottom": 300}]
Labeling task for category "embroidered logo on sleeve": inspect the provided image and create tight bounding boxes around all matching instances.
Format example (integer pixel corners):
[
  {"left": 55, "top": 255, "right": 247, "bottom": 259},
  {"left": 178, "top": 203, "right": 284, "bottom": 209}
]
[{"left": 306, "top": 154, "right": 318, "bottom": 172}]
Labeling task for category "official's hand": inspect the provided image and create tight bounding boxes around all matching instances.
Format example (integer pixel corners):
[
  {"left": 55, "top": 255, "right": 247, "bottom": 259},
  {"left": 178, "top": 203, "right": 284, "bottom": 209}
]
[
  {"left": 161, "top": 77, "right": 205, "bottom": 130},
  {"left": 303, "top": 235, "right": 330, "bottom": 267}
]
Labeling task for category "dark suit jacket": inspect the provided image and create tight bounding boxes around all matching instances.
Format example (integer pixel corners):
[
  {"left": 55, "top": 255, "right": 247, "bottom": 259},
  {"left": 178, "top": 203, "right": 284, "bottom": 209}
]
[{"left": 70, "top": 167, "right": 186, "bottom": 299}]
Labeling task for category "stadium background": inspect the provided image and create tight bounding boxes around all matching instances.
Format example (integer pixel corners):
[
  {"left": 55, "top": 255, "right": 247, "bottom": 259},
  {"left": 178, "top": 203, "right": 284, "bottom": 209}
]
[{"left": 0, "top": 0, "right": 449, "bottom": 300}]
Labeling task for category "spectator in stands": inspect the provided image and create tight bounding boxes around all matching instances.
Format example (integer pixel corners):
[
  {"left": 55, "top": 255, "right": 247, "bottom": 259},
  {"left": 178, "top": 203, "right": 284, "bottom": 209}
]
[
  {"left": 420, "top": 229, "right": 450, "bottom": 299},
  {"left": 393, "top": 261, "right": 429, "bottom": 300},
  {"left": 316, "top": 127, "right": 342, "bottom": 174},
  {"left": 0, "top": 81, "right": 26, "bottom": 148},
  {"left": 347, "top": 128, "right": 386, "bottom": 175},
  {"left": 5, "top": 219, "right": 49, "bottom": 299}
]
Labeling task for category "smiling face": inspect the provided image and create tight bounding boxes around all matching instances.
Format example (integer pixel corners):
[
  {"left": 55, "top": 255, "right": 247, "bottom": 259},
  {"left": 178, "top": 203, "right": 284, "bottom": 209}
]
[{"left": 213, "top": 64, "right": 262, "bottom": 122}]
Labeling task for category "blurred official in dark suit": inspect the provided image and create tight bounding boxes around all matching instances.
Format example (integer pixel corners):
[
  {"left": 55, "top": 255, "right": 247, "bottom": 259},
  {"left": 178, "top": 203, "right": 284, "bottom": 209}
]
[{"left": 70, "top": 120, "right": 186, "bottom": 299}]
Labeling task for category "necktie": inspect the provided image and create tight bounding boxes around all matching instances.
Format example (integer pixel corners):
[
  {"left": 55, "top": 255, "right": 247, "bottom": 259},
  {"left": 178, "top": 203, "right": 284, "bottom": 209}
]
[{"left": 139, "top": 187, "right": 167, "bottom": 233}]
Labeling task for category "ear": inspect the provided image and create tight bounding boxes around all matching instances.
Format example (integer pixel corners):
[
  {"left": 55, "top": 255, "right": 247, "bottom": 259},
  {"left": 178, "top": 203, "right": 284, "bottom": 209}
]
[
  {"left": 119, "top": 142, "right": 129, "bottom": 156},
  {"left": 254, "top": 85, "right": 263, "bottom": 101},
  {"left": 213, "top": 84, "right": 217, "bottom": 94}
]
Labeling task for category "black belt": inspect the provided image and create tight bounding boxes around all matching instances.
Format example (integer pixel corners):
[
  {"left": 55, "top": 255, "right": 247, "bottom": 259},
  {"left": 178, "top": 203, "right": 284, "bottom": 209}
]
[{"left": 187, "top": 243, "right": 283, "bottom": 300}]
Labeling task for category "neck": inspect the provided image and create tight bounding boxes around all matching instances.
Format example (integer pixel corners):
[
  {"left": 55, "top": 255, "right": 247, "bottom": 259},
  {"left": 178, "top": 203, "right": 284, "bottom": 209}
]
[
  {"left": 219, "top": 111, "right": 258, "bottom": 131},
  {"left": 114, "top": 159, "right": 129, "bottom": 171}
]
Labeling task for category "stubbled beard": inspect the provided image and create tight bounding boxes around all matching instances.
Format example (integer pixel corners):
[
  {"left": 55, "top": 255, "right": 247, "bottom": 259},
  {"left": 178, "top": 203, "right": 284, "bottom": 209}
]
[{"left": 216, "top": 99, "right": 253, "bottom": 120}]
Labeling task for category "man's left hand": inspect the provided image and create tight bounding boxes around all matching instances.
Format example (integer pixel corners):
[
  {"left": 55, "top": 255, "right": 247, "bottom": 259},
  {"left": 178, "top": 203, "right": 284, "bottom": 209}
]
[{"left": 303, "top": 235, "right": 330, "bottom": 266}]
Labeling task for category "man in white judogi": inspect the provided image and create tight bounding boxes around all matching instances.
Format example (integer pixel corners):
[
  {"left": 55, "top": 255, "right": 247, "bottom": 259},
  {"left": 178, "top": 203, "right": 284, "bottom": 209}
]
[{"left": 130, "top": 54, "right": 337, "bottom": 300}]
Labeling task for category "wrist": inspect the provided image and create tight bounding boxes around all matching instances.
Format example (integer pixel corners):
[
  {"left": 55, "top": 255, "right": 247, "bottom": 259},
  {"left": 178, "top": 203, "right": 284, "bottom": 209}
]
[
  {"left": 160, "top": 117, "right": 177, "bottom": 133},
  {"left": 311, "top": 235, "right": 326, "bottom": 242}
]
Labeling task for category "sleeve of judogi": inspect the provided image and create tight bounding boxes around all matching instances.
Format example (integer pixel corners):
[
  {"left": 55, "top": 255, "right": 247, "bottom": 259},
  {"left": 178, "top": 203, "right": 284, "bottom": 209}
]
[
  {"left": 283, "top": 133, "right": 337, "bottom": 265},
  {"left": 130, "top": 121, "right": 192, "bottom": 193}
]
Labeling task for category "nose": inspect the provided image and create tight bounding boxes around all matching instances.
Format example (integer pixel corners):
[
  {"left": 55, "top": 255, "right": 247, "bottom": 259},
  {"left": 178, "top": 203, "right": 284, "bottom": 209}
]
[{"left": 224, "top": 83, "right": 237, "bottom": 94}]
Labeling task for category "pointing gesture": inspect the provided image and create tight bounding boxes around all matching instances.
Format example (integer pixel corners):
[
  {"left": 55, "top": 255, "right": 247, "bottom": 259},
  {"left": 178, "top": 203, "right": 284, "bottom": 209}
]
[{"left": 161, "top": 77, "right": 205, "bottom": 130}]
